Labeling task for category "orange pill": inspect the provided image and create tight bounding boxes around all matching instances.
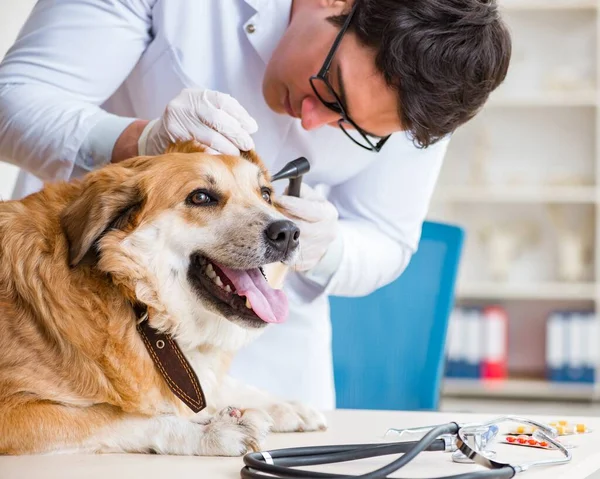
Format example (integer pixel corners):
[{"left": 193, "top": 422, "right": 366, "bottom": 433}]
[
  {"left": 539, "top": 441, "right": 549, "bottom": 448},
  {"left": 527, "top": 439, "right": 538, "bottom": 446},
  {"left": 506, "top": 436, "right": 517, "bottom": 443},
  {"left": 576, "top": 424, "right": 586, "bottom": 433},
  {"left": 517, "top": 437, "right": 527, "bottom": 444}
]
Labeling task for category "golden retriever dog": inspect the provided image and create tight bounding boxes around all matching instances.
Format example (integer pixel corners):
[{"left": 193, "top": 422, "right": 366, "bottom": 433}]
[{"left": 0, "top": 142, "right": 326, "bottom": 456}]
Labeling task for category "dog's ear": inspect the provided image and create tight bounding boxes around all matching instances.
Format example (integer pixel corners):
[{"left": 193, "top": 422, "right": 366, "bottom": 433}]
[
  {"left": 166, "top": 140, "right": 263, "bottom": 165},
  {"left": 240, "top": 150, "right": 270, "bottom": 179},
  {"left": 61, "top": 173, "right": 143, "bottom": 267},
  {"left": 240, "top": 149, "right": 261, "bottom": 165},
  {"left": 164, "top": 140, "right": 207, "bottom": 154}
]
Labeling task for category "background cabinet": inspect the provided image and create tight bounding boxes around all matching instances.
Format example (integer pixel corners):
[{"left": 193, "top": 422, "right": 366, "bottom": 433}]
[{"left": 430, "top": 0, "right": 600, "bottom": 406}]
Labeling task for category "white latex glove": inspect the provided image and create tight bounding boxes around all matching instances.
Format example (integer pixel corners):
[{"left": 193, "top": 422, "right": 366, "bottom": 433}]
[
  {"left": 278, "top": 184, "right": 339, "bottom": 272},
  {"left": 138, "top": 88, "right": 258, "bottom": 156}
]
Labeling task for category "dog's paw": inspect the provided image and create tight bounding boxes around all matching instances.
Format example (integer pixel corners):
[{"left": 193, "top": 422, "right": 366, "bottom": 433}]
[
  {"left": 199, "top": 406, "right": 273, "bottom": 456},
  {"left": 267, "top": 401, "right": 327, "bottom": 433}
]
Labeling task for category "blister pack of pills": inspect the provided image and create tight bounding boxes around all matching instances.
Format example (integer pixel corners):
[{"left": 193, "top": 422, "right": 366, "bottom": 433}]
[
  {"left": 509, "top": 420, "right": 592, "bottom": 436},
  {"left": 502, "top": 434, "right": 575, "bottom": 450},
  {"left": 503, "top": 435, "right": 553, "bottom": 449}
]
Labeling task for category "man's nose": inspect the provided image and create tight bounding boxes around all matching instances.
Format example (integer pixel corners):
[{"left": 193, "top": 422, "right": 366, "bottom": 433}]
[
  {"left": 264, "top": 220, "right": 300, "bottom": 254},
  {"left": 301, "top": 96, "right": 340, "bottom": 131}
]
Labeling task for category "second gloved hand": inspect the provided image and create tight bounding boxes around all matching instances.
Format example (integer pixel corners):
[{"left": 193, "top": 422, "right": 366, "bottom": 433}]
[
  {"left": 277, "top": 185, "right": 339, "bottom": 272},
  {"left": 138, "top": 88, "right": 258, "bottom": 156}
]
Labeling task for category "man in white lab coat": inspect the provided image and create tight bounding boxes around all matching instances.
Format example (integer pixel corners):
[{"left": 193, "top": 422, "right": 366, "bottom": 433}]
[{"left": 0, "top": 0, "right": 511, "bottom": 409}]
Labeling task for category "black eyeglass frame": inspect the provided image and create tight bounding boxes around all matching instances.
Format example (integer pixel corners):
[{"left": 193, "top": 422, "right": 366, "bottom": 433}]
[{"left": 309, "top": 2, "right": 391, "bottom": 152}]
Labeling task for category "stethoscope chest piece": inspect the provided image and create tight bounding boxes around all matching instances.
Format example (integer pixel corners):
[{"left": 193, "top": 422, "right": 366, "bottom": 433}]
[
  {"left": 241, "top": 415, "right": 573, "bottom": 479},
  {"left": 452, "top": 424, "right": 498, "bottom": 464}
]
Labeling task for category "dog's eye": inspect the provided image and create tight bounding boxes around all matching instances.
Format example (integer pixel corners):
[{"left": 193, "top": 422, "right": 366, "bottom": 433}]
[
  {"left": 187, "top": 190, "right": 216, "bottom": 206},
  {"left": 191, "top": 192, "right": 211, "bottom": 205},
  {"left": 261, "top": 188, "right": 272, "bottom": 204}
]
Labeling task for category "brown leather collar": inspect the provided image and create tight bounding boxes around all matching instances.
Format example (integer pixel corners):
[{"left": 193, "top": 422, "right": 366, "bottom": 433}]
[{"left": 134, "top": 304, "right": 206, "bottom": 413}]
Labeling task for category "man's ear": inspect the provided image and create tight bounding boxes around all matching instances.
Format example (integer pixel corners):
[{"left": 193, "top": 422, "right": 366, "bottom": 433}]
[{"left": 60, "top": 173, "right": 143, "bottom": 267}]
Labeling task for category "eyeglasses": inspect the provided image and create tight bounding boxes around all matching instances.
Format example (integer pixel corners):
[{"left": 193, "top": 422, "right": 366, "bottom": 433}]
[{"left": 309, "top": 2, "right": 391, "bottom": 152}]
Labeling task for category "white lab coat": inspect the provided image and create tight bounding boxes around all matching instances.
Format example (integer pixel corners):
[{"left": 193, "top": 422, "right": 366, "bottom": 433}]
[{"left": 0, "top": 0, "right": 448, "bottom": 410}]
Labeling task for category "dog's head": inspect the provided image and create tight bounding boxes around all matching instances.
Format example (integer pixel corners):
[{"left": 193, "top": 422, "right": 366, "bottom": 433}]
[{"left": 60, "top": 143, "right": 299, "bottom": 350}]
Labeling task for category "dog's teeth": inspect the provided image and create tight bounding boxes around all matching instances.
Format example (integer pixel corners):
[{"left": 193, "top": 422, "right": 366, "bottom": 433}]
[
  {"left": 245, "top": 297, "right": 252, "bottom": 309},
  {"left": 224, "top": 285, "right": 232, "bottom": 293},
  {"left": 206, "top": 263, "right": 214, "bottom": 272},
  {"left": 215, "top": 276, "right": 223, "bottom": 287},
  {"left": 207, "top": 269, "right": 217, "bottom": 279}
]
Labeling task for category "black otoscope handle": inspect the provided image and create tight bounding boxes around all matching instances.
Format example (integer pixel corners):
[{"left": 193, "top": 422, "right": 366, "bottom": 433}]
[
  {"left": 287, "top": 177, "right": 303, "bottom": 197},
  {"left": 270, "top": 157, "right": 311, "bottom": 198}
]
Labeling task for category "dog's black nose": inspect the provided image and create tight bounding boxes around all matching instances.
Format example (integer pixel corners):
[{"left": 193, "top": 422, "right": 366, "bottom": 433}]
[{"left": 265, "top": 220, "right": 300, "bottom": 253}]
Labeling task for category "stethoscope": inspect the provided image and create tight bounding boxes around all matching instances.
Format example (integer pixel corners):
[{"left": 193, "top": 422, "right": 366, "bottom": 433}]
[{"left": 240, "top": 416, "right": 571, "bottom": 479}]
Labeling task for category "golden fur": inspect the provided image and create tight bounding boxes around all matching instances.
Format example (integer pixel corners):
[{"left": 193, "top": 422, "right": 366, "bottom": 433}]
[{"left": 0, "top": 143, "right": 325, "bottom": 455}]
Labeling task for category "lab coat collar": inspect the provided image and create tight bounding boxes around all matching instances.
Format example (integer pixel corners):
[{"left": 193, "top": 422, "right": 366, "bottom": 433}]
[
  {"left": 243, "top": 0, "right": 261, "bottom": 10},
  {"left": 243, "top": 0, "right": 293, "bottom": 64}
]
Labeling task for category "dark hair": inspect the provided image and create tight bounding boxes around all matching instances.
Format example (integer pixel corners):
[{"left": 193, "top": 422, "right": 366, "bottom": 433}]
[{"left": 329, "top": 0, "right": 511, "bottom": 148}]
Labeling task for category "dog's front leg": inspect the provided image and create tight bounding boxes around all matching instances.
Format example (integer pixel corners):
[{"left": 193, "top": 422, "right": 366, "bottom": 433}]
[
  {"left": 215, "top": 376, "right": 327, "bottom": 433},
  {"left": 0, "top": 400, "right": 271, "bottom": 456},
  {"left": 90, "top": 405, "right": 273, "bottom": 456}
]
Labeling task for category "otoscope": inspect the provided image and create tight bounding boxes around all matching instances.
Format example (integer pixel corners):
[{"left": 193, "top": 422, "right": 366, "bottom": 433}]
[
  {"left": 263, "top": 157, "right": 311, "bottom": 289},
  {"left": 270, "top": 157, "right": 310, "bottom": 197}
]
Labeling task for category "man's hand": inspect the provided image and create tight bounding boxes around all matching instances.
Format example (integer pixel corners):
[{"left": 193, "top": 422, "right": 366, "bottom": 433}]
[
  {"left": 278, "top": 185, "right": 339, "bottom": 272},
  {"left": 137, "top": 88, "right": 258, "bottom": 156}
]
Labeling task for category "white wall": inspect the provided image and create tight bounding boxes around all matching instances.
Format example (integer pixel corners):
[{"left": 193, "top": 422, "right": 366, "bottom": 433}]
[{"left": 0, "top": 0, "right": 36, "bottom": 199}]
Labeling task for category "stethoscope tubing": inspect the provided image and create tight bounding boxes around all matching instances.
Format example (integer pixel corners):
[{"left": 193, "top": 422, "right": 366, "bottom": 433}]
[
  {"left": 241, "top": 422, "right": 515, "bottom": 479},
  {"left": 241, "top": 469, "right": 514, "bottom": 479},
  {"left": 243, "top": 440, "right": 446, "bottom": 474},
  {"left": 245, "top": 440, "right": 446, "bottom": 468}
]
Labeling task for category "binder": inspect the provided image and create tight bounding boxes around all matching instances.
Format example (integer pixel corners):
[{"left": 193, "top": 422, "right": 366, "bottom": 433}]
[
  {"left": 546, "top": 312, "right": 566, "bottom": 382},
  {"left": 453, "top": 308, "right": 469, "bottom": 378},
  {"left": 445, "top": 309, "right": 461, "bottom": 378},
  {"left": 566, "top": 312, "right": 586, "bottom": 383},
  {"left": 481, "top": 306, "right": 508, "bottom": 379},
  {"left": 464, "top": 308, "right": 482, "bottom": 379},
  {"left": 583, "top": 314, "right": 597, "bottom": 384}
]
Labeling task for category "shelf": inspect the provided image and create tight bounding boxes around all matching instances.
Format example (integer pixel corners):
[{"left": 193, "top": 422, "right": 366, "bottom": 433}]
[
  {"left": 443, "top": 378, "right": 596, "bottom": 401},
  {"left": 456, "top": 281, "right": 597, "bottom": 300},
  {"left": 501, "top": 0, "right": 598, "bottom": 10},
  {"left": 433, "top": 186, "right": 597, "bottom": 204},
  {"left": 487, "top": 91, "right": 597, "bottom": 107}
]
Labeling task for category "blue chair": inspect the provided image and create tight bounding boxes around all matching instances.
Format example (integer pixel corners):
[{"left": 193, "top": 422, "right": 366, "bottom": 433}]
[{"left": 330, "top": 220, "right": 465, "bottom": 411}]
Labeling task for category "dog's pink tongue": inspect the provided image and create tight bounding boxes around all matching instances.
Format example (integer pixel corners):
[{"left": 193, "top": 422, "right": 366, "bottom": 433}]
[{"left": 216, "top": 265, "right": 288, "bottom": 323}]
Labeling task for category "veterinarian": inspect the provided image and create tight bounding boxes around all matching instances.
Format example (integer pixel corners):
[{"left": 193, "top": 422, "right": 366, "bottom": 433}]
[{"left": 0, "top": 0, "right": 510, "bottom": 410}]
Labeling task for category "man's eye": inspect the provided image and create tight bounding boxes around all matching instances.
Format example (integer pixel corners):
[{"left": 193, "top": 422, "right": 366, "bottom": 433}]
[
  {"left": 261, "top": 188, "right": 272, "bottom": 203},
  {"left": 187, "top": 190, "right": 216, "bottom": 206}
]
